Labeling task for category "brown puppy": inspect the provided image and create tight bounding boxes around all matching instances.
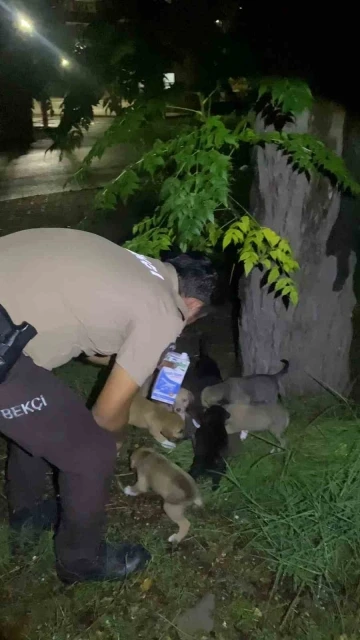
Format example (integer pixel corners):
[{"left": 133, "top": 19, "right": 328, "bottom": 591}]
[
  {"left": 140, "top": 378, "right": 191, "bottom": 420},
  {"left": 173, "top": 388, "right": 194, "bottom": 419},
  {"left": 128, "top": 394, "right": 184, "bottom": 450},
  {"left": 224, "top": 402, "right": 290, "bottom": 449},
  {"left": 124, "top": 447, "right": 202, "bottom": 543}
]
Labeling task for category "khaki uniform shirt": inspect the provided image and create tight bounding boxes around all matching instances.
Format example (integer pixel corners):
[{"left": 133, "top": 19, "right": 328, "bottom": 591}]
[{"left": 0, "top": 228, "right": 188, "bottom": 386}]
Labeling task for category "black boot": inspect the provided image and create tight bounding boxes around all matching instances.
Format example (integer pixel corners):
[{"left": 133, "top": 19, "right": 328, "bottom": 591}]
[{"left": 56, "top": 542, "right": 151, "bottom": 584}]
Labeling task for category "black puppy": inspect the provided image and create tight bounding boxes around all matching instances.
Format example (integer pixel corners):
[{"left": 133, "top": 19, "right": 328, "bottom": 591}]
[
  {"left": 188, "top": 405, "right": 229, "bottom": 491},
  {"left": 183, "top": 336, "right": 223, "bottom": 440},
  {"left": 188, "top": 336, "right": 222, "bottom": 394}
]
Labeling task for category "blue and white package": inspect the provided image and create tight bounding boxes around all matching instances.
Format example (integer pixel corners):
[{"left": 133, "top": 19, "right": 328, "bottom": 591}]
[{"left": 151, "top": 351, "right": 190, "bottom": 405}]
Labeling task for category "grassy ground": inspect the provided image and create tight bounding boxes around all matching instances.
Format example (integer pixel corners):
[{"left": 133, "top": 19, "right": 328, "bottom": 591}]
[{"left": 0, "top": 360, "right": 360, "bottom": 640}]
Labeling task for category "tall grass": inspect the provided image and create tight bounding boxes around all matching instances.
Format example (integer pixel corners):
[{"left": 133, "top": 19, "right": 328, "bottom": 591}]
[{"left": 216, "top": 408, "right": 360, "bottom": 597}]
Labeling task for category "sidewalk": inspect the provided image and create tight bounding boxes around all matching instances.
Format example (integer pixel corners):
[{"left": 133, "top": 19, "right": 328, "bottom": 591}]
[
  {"left": 0, "top": 189, "right": 97, "bottom": 237},
  {"left": 0, "top": 186, "right": 154, "bottom": 246},
  {"left": 33, "top": 97, "right": 113, "bottom": 121}
]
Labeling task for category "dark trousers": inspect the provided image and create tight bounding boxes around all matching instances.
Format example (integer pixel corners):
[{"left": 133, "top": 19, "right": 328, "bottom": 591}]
[{"left": 0, "top": 355, "right": 117, "bottom": 569}]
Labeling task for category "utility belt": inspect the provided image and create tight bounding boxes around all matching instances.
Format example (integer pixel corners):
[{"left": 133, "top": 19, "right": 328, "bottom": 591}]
[{"left": 0, "top": 304, "right": 37, "bottom": 383}]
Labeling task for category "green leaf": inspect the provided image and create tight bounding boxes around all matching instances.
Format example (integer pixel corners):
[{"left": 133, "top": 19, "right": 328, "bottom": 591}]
[
  {"left": 116, "top": 169, "right": 141, "bottom": 203},
  {"left": 258, "top": 82, "right": 268, "bottom": 99},
  {"left": 274, "top": 277, "right": 292, "bottom": 292},
  {"left": 240, "top": 250, "right": 258, "bottom": 262},
  {"left": 278, "top": 239, "right": 292, "bottom": 254},
  {"left": 248, "top": 229, "right": 264, "bottom": 248},
  {"left": 208, "top": 223, "right": 222, "bottom": 247},
  {"left": 258, "top": 78, "right": 313, "bottom": 115},
  {"left": 263, "top": 228, "right": 280, "bottom": 248},
  {"left": 289, "top": 289, "right": 299, "bottom": 306},
  {"left": 281, "top": 285, "right": 293, "bottom": 296},
  {"left": 267, "top": 267, "right": 280, "bottom": 285},
  {"left": 223, "top": 228, "right": 244, "bottom": 250},
  {"left": 261, "top": 258, "right": 271, "bottom": 269},
  {"left": 223, "top": 234, "right": 232, "bottom": 250},
  {"left": 238, "top": 216, "right": 250, "bottom": 233},
  {"left": 269, "top": 249, "right": 281, "bottom": 262},
  {"left": 244, "top": 258, "right": 256, "bottom": 276},
  {"left": 143, "top": 152, "right": 165, "bottom": 176}
]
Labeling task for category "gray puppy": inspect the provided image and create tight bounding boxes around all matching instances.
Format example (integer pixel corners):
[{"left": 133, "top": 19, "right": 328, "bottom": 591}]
[
  {"left": 201, "top": 360, "right": 289, "bottom": 407},
  {"left": 224, "top": 402, "right": 290, "bottom": 449}
]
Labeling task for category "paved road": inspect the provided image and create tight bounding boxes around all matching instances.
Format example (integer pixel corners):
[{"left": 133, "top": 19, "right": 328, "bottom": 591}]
[{"left": 0, "top": 118, "right": 134, "bottom": 202}]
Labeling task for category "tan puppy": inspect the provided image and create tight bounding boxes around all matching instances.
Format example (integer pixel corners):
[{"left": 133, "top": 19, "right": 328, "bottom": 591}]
[
  {"left": 140, "top": 379, "right": 191, "bottom": 420},
  {"left": 124, "top": 447, "right": 203, "bottom": 543},
  {"left": 173, "top": 388, "right": 194, "bottom": 419},
  {"left": 128, "top": 393, "right": 184, "bottom": 450},
  {"left": 224, "top": 402, "right": 289, "bottom": 449}
]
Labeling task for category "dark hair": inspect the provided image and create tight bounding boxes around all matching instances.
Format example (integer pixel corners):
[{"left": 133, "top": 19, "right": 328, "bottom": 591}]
[{"left": 164, "top": 252, "right": 218, "bottom": 305}]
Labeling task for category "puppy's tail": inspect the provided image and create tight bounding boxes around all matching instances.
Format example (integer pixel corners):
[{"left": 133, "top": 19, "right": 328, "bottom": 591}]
[{"left": 276, "top": 359, "right": 289, "bottom": 377}]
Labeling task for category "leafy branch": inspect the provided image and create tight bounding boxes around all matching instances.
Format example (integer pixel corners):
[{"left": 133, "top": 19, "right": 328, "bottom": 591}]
[
  {"left": 222, "top": 216, "right": 300, "bottom": 305},
  {"left": 74, "top": 79, "right": 360, "bottom": 306}
]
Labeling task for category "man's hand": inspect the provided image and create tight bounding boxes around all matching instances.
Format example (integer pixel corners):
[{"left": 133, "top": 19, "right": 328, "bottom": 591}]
[{"left": 92, "top": 363, "right": 139, "bottom": 432}]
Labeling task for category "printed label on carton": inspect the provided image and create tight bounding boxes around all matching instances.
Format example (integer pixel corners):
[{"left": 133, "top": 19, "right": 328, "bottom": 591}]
[{"left": 151, "top": 351, "right": 190, "bottom": 405}]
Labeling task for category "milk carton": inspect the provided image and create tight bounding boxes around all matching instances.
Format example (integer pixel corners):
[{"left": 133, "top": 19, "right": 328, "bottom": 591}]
[{"left": 151, "top": 351, "right": 190, "bottom": 405}]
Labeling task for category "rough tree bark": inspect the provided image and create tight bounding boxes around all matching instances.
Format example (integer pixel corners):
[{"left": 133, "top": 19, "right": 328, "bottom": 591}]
[{"left": 239, "top": 101, "right": 358, "bottom": 395}]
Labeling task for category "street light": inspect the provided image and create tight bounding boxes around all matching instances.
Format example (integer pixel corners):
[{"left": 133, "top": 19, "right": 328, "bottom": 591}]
[
  {"left": 16, "top": 14, "right": 34, "bottom": 34},
  {"left": 60, "top": 57, "right": 70, "bottom": 68}
]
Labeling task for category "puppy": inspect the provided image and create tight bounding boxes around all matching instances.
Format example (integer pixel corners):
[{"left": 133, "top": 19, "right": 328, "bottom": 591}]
[
  {"left": 179, "top": 336, "right": 223, "bottom": 440},
  {"left": 185, "top": 336, "right": 222, "bottom": 395},
  {"left": 141, "top": 369, "right": 192, "bottom": 421},
  {"left": 189, "top": 405, "right": 229, "bottom": 491},
  {"left": 124, "top": 447, "right": 202, "bottom": 543},
  {"left": 173, "top": 387, "right": 194, "bottom": 420},
  {"left": 224, "top": 402, "right": 290, "bottom": 449},
  {"left": 128, "top": 394, "right": 184, "bottom": 450},
  {"left": 201, "top": 360, "right": 289, "bottom": 408}
]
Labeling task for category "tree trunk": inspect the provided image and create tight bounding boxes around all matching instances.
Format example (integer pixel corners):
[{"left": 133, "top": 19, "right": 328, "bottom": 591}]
[
  {"left": 239, "top": 101, "right": 358, "bottom": 395},
  {"left": 0, "top": 41, "right": 34, "bottom": 152},
  {"left": 40, "top": 101, "right": 49, "bottom": 129}
]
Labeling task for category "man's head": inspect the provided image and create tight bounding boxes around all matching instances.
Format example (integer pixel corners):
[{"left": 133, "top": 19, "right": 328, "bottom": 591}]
[{"left": 164, "top": 252, "right": 218, "bottom": 323}]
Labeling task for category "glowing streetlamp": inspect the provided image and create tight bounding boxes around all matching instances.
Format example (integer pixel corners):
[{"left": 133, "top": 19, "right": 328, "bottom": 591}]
[
  {"left": 16, "top": 14, "right": 34, "bottom": 34},
  {"left": 60, "top": 57, "right": 70, "bottom": 69}
]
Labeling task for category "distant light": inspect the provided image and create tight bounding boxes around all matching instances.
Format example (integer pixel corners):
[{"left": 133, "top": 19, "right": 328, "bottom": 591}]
[
  {"left": 215, "top": 19, "right": 221, "bottom": 24},
  {"left": 164, "top": 72, "right": 175, "bottom": 90},
  {"left": 16, "top": 14, "right": 34, "bottom": 33},
  {"left": 60, "top": 57, "right": 70, "bottom": 68}
]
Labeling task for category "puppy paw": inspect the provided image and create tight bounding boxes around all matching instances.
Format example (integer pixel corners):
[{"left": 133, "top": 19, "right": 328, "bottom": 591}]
[
  {"left": 240, "top": 430, "right": 249, "bottom": 441},
  {"left": 123, "top": 485, "right": 138, "bottom": 497},
  {"left": 161, "top": 439, "right": 176, "bottom": 450},
  {"left": 168, "top": 533, "right": 180, "bottom": 544}
]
